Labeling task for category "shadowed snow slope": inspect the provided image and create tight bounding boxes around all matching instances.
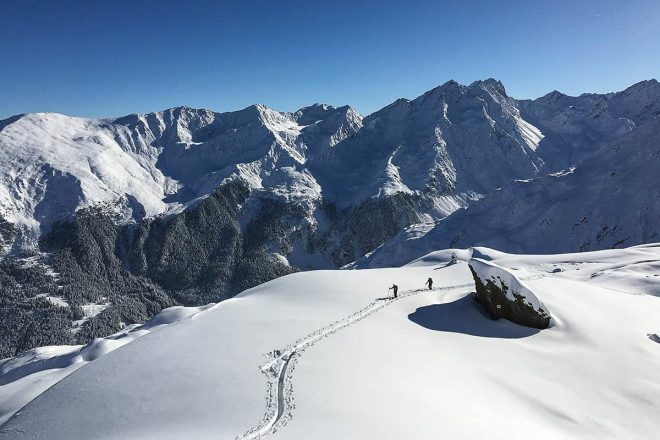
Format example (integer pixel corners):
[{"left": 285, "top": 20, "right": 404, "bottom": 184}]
[
  {"left": 0, "top": 304, "right": 214, "bottom": 426},
  {"left": 355, "top": 115, "right": 660, "bottom": 268},
  {"left": 1, "top": 245, "right": 659, "bottom": 439}
]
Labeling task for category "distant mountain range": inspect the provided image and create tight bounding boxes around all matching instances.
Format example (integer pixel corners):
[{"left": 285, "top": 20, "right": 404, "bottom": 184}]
[{"left": 1, "top": 78, "right": 658, "bottom": 357}]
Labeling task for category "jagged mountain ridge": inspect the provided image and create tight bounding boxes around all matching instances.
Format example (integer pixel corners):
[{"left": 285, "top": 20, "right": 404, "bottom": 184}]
[
  {"left": 2, "top": 77, "right": 617, "bottom": 254},
  {"left": 4, "top": 78, "right": 656, "bottom": 252}
]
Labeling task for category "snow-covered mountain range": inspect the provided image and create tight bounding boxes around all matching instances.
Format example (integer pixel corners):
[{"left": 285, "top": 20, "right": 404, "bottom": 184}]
[
  {"left": 2, "top": 79, "right": 658, "bottom": 253},
  {"left": 1, "top": 78, "right": 659, "bottom": 357},
  {"left": 0, "top": 104, "right": 360, "bottom": 249}
]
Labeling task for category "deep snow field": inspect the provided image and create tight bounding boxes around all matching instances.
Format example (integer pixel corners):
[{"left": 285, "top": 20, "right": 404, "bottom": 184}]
[{"left": 1, "top": 244, "right": 660, "bottom": 439}]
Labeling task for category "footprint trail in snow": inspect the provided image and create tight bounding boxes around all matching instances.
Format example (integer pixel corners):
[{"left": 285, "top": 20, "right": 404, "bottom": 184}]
[{"left": 236, "top": 282, "right": 473, "bottom": 439}]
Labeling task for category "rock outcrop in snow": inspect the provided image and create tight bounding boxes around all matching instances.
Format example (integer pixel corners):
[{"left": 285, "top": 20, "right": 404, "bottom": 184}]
[{"left": 468, "top": 258, "right": 551, "bottom": 329}]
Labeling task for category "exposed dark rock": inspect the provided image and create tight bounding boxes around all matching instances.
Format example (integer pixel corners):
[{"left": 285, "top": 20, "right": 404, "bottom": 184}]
[
  {"left": 0, "top": 216, "right": 17, "bottom": 252},
  {"left": 0, "top": 259, "right": 73, "bottom": 358},
  {"left": 468, "top": 261, "right": 550, "bottom": 329},
  {"left": 349, "top": 192, "right": 422, "bottom": 258}
]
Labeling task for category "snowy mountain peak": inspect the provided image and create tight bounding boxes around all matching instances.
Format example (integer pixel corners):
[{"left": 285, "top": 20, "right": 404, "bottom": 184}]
[
  {"left": 293, "top": 103, "right": 361, "bottom": 126},
  {"left": 468, "top": 78, "right": 508, "bottom": 96},
  {"left": 612, "top": 79, "right": 660, "bottom": 121},
  {"left": 624, "top": 78, "right": 659, "bottom": 91},
  {"left": 416, "top": 80, "right": 465, "bottom": 103},
  {"left": 435, "top": 79, "right": 463, "bottom": 92},
  {"left": 541, "top": 89, "right": 568, "bottom": 102}
]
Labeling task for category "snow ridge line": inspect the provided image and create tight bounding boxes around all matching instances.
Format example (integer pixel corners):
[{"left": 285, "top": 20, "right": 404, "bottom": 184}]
[{"left": 236, "top": 282, "right": 474, "bottom": 440}]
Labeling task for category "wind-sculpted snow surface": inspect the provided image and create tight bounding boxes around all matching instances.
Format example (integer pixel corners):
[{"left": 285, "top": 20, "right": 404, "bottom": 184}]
[
  {"left": 1, "top": 247, "right": 660, "bottom": 439},
  {"left": 0, "top": 304, "right": 214, "bottom": 426}
]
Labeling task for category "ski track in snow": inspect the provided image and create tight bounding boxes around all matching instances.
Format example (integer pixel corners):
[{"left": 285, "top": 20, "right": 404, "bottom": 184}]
[{"left": 236, "top": 282, "right": 474, "bottom": 440}]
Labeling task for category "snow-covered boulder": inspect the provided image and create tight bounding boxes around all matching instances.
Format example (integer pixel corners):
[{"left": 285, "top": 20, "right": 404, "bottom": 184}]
[{"left": 468, "top": 258, "right": 551, "bottom": 329}]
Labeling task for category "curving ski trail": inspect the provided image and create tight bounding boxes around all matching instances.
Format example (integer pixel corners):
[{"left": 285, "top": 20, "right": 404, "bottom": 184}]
[{"left": 236, "top": 282, "right": 473, "bottom": 439}]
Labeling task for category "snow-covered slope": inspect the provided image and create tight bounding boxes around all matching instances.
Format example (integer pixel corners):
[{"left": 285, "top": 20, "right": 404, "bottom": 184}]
[
  {"left": 356, "top": 113, "right": 660, "bottom": 268},
  {"left": 0, "top": 304, "right": 213, "bottom": 426},
  {"left": 518, "top": 79, "right": 660, "bottom": 167},
  {"left": 314, "top": 79, "right": 548, "bottom": 212},
  {"left": 1, "top": 245, "right": 659, "bottom": 439},
  {"left": 0, "top": 113, "right": 172, "bottom": 244}
]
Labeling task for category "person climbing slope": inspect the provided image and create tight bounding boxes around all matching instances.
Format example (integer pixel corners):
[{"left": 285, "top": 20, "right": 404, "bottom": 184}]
[
  {"left": 389, "top": 284, "right": 398, "bottom": 298},
  {"left": 425, "top": 277, "right": 433, "bottom": 290}
]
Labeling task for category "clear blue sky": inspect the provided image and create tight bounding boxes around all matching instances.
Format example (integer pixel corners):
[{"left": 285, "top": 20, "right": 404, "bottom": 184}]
[{"left": 1, "top": 0, "right": 658, "bottom": 119}]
